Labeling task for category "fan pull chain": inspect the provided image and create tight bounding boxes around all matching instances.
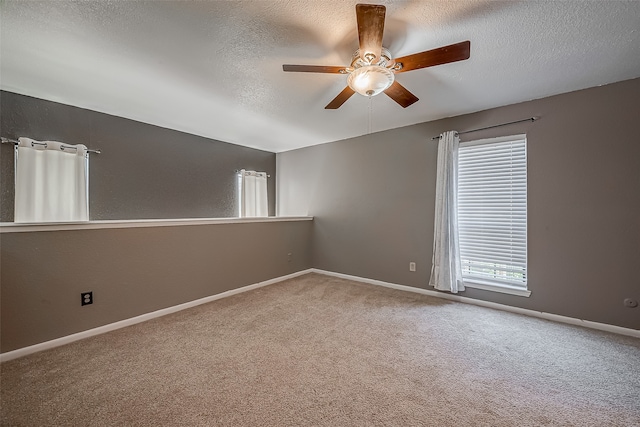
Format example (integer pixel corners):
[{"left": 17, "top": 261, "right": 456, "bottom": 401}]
[{"left": 367, "top": 96, "right": 373, "bottom": 134}]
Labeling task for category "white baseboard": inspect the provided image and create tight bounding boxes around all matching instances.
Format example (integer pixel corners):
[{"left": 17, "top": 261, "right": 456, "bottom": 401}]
[
  {"left": 0, "top": 269, "right": 314, "bottom": 363},
  {"left": 311, "top": 269, "right": 640, "bottom": 339},
  {"left": 3, "top": 267, "right": 636, "bottom": 362}
]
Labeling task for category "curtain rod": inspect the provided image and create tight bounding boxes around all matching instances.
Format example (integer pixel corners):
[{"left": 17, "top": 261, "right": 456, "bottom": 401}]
[
  {"left": 430, "top": 117, "right": 539, "bottom": 140},
  {"left": 1, "top": 137, "right": 101, "bottom": 154}
]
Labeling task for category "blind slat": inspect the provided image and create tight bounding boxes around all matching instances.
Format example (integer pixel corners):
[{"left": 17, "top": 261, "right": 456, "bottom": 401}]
[
  {"left": 459, "top": 251, "right": 527, "bottom": 264},
  {"left": 460, "top": 242, "right": 527, "bottom": 253},
  {"left": 460, "top": 232, "right": 527, "bottom": 241}
]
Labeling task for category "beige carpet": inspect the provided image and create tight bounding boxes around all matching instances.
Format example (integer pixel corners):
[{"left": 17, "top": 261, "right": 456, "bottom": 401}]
[{"left": 2, "top": 273, "right": 639, "bottom": 426}]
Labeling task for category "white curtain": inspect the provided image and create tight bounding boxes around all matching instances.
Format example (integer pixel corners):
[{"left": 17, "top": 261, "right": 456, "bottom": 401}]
[
  {"left": 428, "top": 131, "right": 465, "bottom": 293},
  {"left": 239, "top": 169, "right": 268, "bottom": 217},
  {"left": 14, "top": 137, "right": 89, "bottom": 223}
]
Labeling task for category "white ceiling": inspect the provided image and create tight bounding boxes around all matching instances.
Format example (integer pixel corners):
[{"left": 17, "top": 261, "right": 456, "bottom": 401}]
[{"left": 2, "top": 1, "right": 640, "bottom": 153}]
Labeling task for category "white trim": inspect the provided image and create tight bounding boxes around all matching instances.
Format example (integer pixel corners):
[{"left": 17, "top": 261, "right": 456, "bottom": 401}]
[
  {"left": 0, "top": 216, "right": 313, "bottom": 233},
  {"left": 0, "top": 269, "right": 314, "bottom": 362},
  {"left": 463, "top": 280, "right": 531, "bottom": 297},
  {"left": 311, "top": 269, "right": 640, "bottom": 339}
]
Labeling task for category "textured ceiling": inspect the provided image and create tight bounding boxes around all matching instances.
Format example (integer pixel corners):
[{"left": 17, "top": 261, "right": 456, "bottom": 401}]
[{"left": 2, "top": 1, "right": 640, "bottom": 153}]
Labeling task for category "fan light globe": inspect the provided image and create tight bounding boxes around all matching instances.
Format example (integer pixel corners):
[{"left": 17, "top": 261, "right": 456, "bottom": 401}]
[{"left": 347, "top": 65, "right": 395, "bottom": 97}]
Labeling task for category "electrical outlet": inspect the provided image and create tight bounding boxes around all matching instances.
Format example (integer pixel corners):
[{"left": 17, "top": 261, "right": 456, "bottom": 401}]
[
  {"left": 409, "top": 262, "right": 416, "bottom": 272},
  {"left": 81, "top": 292, "right": 93, "bottom": 306},
  {"left": 287, "top": 253, "right": 292, "bottom": 262}
]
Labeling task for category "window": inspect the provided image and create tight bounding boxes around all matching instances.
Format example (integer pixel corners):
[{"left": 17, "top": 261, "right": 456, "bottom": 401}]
[
  {"left": 237, "top": 169, "right": 268, "bottom": 217},
  {"left": 457, "top": 135, "right": 527, "bottom": 293},
  {"left": 14, "top": 137, "right": 89, "bottom": 223}
]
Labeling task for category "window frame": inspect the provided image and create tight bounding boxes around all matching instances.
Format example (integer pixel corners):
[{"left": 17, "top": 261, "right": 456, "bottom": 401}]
[{"left": 457, "top": 134, "right": 530, "bottom": 297}]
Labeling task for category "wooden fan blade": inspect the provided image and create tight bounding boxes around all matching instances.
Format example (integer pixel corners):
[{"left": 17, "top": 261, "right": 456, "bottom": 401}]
[
  {"left": 283, "top": 65, "right": 346, "bottom": 73},
  {"left": 356, "top": 4, "right": 385, "bottom": 62},
  {"left": 394, "top": 40, "right": 471, "bottom": 74},
  {"left": 384, "top": 81, "right": 419, "bottom": 108},
  {"left": 325, "top": 86, "right": 356, "bottom": 109}
]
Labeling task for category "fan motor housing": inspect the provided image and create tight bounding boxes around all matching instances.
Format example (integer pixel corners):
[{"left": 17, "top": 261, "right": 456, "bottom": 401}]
[{"left": 349, "top": 48, "right": 395, "bottom": 71}]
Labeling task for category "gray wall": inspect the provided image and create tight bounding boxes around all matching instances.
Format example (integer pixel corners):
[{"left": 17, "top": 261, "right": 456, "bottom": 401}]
[
  {"left": 1, "top": 220, "right": 312, "bottom": 352},
  {"left": 0, "top": 91, "right": 276, "bottom": 221},
  {"left": 277, "top": 78, "right": 640, "bottom": 330}
]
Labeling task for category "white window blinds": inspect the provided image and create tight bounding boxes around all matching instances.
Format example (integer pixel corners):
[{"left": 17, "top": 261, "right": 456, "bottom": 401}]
[{"left": 457, "top": 135, "right": 527, "bottom": 287}]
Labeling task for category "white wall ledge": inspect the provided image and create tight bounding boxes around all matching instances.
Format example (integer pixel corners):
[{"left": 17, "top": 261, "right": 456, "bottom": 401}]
[{"left": 0, "top": 216, "right": 313, "bottom": 233}]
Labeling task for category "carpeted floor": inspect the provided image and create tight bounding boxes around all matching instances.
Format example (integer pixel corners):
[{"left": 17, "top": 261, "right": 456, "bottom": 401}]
[{"left": 1, "top": 273, "right": 639, "bottom": 426}]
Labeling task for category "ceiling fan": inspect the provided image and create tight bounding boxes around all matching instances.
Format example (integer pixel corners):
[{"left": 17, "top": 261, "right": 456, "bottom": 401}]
[{"left": 283, "top": 3, "right": 470, "bottom": 109}]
